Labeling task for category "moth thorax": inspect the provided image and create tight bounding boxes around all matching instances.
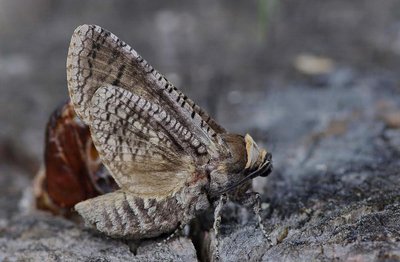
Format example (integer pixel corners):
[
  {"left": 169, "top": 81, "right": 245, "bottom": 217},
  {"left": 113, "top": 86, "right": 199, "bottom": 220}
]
[
  {"left": 244, "top": 134, "right": 267, "bottom": 173},
  {"left": 219, "top": 133, "right": 247, "bottom": 173}
]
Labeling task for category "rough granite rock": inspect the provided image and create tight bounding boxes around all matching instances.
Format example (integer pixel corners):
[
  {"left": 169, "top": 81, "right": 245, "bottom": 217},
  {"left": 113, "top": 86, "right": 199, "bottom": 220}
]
[
  {"left": 0, "top": 212, "right": 197, "bottom": 262},
  {"left": 2, "top": 70, "right": 400, "bottom": 261},
  {"left": 202, "top": 70, "right": 400, "bottom": 261}
]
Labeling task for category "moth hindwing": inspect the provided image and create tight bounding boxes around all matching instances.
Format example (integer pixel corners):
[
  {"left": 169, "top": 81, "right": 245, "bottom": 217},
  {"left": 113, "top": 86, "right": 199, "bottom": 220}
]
[{"left": 66, "top": 24, "right": 272, "bottom": 240}]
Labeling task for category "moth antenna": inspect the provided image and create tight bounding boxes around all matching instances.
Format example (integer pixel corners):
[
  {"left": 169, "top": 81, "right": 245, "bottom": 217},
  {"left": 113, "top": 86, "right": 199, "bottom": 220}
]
[{"left": 218, "top": 160, "right": 272, "bottom": 195}]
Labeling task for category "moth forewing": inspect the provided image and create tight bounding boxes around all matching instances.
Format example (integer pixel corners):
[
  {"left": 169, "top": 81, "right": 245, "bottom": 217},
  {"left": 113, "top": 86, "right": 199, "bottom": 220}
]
[
  {"left": 67, "top": 25, "right": 222, "bottom": 158},
  {"left": 88, "top": 84, "right": 201, "bottom": 198},
  {"left": 66, "top": 24, "right": 272, "bottom": 241}
]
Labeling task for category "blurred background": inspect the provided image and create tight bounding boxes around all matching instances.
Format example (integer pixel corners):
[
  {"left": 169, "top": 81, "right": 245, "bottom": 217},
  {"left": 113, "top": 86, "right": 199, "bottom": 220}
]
[{"left": 2, "top": 0, "right": 400, "bottom": 211}]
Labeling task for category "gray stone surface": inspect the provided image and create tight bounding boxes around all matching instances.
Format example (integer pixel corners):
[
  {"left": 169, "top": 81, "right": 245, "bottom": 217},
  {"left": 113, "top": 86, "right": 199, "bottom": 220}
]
[
  {"left": 3, "top": 71, "right": 400, "bottom": 261},
  {"left": 202, "top": 72, "right": 400, "bottom": 261},
  {"left": 0, "top": 212, "right": 197, "bottom": 262}
]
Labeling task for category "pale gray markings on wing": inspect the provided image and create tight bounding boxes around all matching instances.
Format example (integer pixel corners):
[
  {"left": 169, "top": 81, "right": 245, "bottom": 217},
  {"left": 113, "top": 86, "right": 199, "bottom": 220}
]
[
  {"left": 67, "top": 25, "right": 227, "bottom": 158},
  {"left": 90, "top": 85, "right": 208, "bottom": 158}
]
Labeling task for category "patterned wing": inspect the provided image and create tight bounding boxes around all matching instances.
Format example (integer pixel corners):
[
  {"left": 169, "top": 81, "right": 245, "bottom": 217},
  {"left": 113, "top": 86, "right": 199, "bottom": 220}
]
[
  {"left": 66, "top": 25, "right": 228, "bottom": 198},
  {"left": 89, "top": 84, "right": 200, "bottom": 197},
  {"left": 67, "top": 24, "right": 227, "bottom": 158}
]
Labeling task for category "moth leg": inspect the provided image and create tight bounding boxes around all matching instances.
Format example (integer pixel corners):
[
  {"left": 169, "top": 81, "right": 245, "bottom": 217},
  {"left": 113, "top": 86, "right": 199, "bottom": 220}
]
[
  {"left": 159, "top": 223, "right": 186, "bottom": 246},
  {"left": 253, "top": 193, "right": 272, "bottom": 245},
  {"left": 233, "top": 191, "right": 273, "bottom": 245},
  {"left": 213, "top": 194, "right": 227, "bottom": 260}
]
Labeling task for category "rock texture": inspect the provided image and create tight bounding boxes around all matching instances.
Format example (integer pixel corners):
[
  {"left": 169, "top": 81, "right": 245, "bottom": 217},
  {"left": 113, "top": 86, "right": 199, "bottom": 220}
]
[
  {"left": 2, "top": 70, "right": 400, "bottom": 261},
  {"left": 204, "top": 70, "right": 400, "bottom": 261},
  {"left": 0, "top": 212, "right": 197, "bottom": 262}
]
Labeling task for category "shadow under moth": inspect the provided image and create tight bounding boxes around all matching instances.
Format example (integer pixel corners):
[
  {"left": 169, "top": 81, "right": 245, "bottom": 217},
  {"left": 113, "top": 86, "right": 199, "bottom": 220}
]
[{"left": 63, "top": 24, "right": 272, "bottom": 257}]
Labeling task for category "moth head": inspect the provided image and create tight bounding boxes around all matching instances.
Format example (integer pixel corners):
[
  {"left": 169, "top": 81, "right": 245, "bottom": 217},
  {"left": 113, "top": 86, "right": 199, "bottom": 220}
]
[
  {"left": 208, "top": 134, "right": 272, "bottom": 198},
  {"left": 243, "top": 134, "right": 272, "bottom": 177}
]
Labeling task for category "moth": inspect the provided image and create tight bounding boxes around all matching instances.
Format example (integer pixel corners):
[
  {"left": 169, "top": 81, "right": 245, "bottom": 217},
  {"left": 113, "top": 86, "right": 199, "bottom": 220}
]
[{"left": 66, "top": 24, "right": 272, "bottom": 245}]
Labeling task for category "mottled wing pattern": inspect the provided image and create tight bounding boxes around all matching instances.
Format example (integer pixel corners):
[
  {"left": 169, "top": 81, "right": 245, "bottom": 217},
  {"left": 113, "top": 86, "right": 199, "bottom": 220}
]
[
  {"left": 67, "top": 25, "right": 226, "bottom": 152},
  {"left": 66, "top": 24, "right": 228, "bottom": 198},
  {"left": 89, "top": 84, "right": 197, "bottom": 197}
]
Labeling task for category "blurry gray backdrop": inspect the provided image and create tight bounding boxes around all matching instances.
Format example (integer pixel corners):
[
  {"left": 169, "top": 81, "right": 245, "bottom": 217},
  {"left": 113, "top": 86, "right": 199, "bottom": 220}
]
[{"left": 1, "top": 0, "right": 400, "bottom": 172}]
